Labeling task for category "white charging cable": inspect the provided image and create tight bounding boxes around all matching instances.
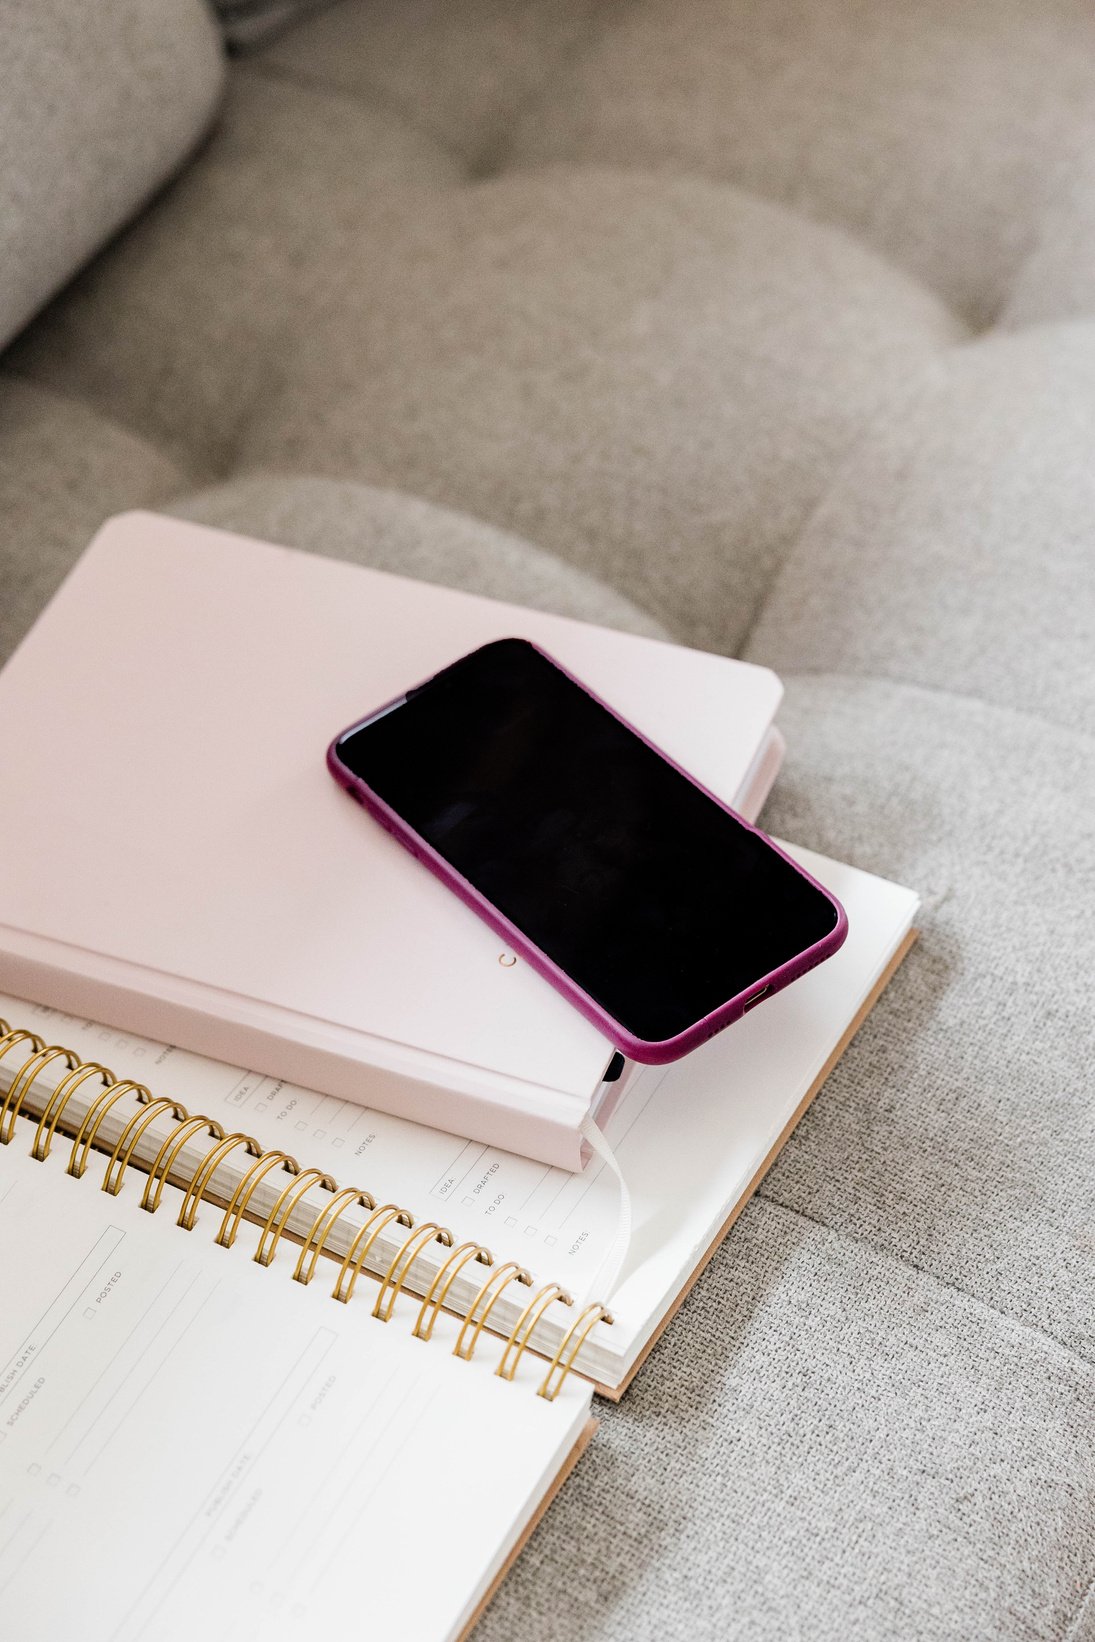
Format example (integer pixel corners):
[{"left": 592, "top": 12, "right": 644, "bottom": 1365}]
[{"left": 577, "top": 1112, "right": 633, "bottom": 1307}]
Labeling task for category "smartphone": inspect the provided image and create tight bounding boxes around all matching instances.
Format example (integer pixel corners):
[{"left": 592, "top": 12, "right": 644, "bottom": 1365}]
[{"left": 327, "top": 637, "right": 846, "bottom": 1064}]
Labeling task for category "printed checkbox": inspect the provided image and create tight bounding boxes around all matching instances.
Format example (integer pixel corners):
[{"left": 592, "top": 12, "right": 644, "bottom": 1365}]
[
  {"left": 524, "top": 1225, "right": 538, "bottom": 1236},
  {"left": 84, "top": 1306, "right": 96, "bottom": 1319},
  {"left": 545, "top": 1235, "right": 557, "bottom": 1247},
  {"left": 313, "top": 1129, "right": 325, "bottom": 1140},
  {"left": 505, "top": 1216, "right": 517, "bottom": 1228},
  {"left": 463, "top": 1196, "right": 474, "bottom": 1207},
  {"left": 255, "top": 1101, "right": 268, "bottom": 1112},
  {"left": 66, "top": 1484, "right": 81, "bottom": 1498},
  {"left": 295, "top": 1120, "right": 307, "bottom": 1130},
  {"left": 26, "top": 1462, "right": 39, "bottom": 1474},
  {"left": 47, "top": 1473, "right": 60, "bottom": 1487},
  {"left": 332, "top": 1137, "right": 344, "bottom": 1148}
]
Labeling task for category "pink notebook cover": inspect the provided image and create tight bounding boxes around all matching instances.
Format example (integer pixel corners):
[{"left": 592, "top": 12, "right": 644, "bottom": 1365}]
[{"left": 0, "top": 513, "right": 783, "bottom": 1168}]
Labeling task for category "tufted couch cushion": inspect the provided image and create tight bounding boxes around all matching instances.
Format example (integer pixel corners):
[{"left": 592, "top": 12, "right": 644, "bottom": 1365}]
[
  {"left": 6, "top": 66, "right": 460, "bottom": 477},
  {"left": 504, "top": 0, "right": 1095, "bottom": 329},
  {"left": 236, "top": 166, "right": 962, "bottom": 652},
  {"left": 0, "top": 377, "right": 185, "bottom": 662},
  {"left": 1, "top": 1, "right": 1093, "bottom": 1638},
  {"left": 745, "top": 324, "right": 1095, "bottom": 735},
  {"left": 0, "top": 0, "right": 223, "bottom": 351}
]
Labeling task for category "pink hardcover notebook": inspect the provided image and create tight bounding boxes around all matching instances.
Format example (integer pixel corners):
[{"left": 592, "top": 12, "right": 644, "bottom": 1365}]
[{"left": 0, "top": 513, "right": 784, "bottom": 1168}]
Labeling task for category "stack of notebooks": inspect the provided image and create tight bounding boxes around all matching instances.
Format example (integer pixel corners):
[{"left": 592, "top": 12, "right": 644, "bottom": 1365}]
[{"left": 0, "top": 515, "right": 917, "bottom": 1641}]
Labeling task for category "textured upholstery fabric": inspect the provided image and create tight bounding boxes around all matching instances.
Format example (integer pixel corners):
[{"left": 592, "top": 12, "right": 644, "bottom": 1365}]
[
  {"left": 505, "top": 0, "right": 1095, "bottom": 328},
  {"left": 239, "top": 167, "right": 962, "bottom": 652},
  {"left": 478, "top": 1203, "right": 1095, "bottom": 1642},
  {"left": 747, "top": 676, "right": 1095, "bottom": 1360},
  {"left": 0, "top": 0, "right": 223, "bottom": 349},
  {"left": 1003, "top": 146, "right": 1095, "bottom": 328},
  {"left": 256, "top": 0, "right": 612, "bottom": 167},
  {"left": 0, "top": 379, "right": 184, "bottom": 665},
  {"left": 7, "top": 68, "right": 459, "bottom": 476},
  {"left": 169, "top": 475, "right": 669, "bottom": 635},
  {"left": 214, "top": 1, "right": 332, "bottom": 50},
  {"left": 2, "top": 0, "right": 1095, "bottom": 1636},
  {"left": 744, "top": 324, "right": 1095, "bottom": 736}
]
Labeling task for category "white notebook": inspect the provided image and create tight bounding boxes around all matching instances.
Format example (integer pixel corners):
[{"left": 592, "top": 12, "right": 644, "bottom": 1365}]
[
  {"left": 0, "top": 511, "right": 785, "bottom": 1171},
  {"left": 0, "top": 849, "right": 915, "bottom": 1638},
  {"left": 0, "top": 1156, "right": 593, "bottom": 1642}
]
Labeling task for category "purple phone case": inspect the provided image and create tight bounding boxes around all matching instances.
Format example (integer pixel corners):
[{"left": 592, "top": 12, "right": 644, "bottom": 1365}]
[{"left": 327, "top": 639, "right": 848, "bottom": 1065}]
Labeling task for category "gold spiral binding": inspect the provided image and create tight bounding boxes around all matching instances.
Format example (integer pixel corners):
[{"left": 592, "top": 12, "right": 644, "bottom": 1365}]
[
  {"left": 101, "top": 1096, "right": 188, "bottom": 1195},
  {"left": 292, "top": 1186, "right": 375, "bottom": 1286},
  {"left": 495, "top": 1283, "right": 573, "bottom": 1382},
  {"left": 68, "top": 1080, "right": 152, "bottom": 1180},
  {"left": 0, "top": 1029, "right": 46, "bottom": 1141},
  {"left": 413, "top": 1241, "right": 493, "bottom": 1342},
  {"left": 253, "top": 1167, "right": 335, "bottom": 1268},
  {"left": 177, "top": 1132, "right": 262, "bottom": 1232},
  {"left": 140, "top": 1114, "right": 225, "bottom": 1212},
  {"left": 32, "top": 1060, "right": 114, "bottom": 1162},
  {"left": 0, "top": 1026, "right": 44, "bottom": 1065},
  {"left": 536, "top": 1303, "right": 613, "bottom": 1402},
  {"left": 373, "top": 1221, "right": 453, "bottom": 1322},
  {"left": 453, "top": 1261, "right": 533, "bottom": 1362},
  {"left": 332, "top": 1203, "right": 413, "bottom": 1305},
  {"left": 0, "top": 1018, "right": 613, "bottom": 1395},
  {"left": 1, "top": 1042, "right": 79, "bottom": 1146},
  {"left": 215, "top": 1150, "right": 299, "bottom": 1249}
]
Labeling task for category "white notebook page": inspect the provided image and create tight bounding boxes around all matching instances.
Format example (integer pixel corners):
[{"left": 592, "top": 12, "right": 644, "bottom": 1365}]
[{"left": 0, "top": 1155, "right": 591, "bottom": 1642}]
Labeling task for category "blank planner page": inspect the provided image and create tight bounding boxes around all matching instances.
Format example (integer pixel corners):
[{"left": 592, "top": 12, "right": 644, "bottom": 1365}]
[{"left": 0, "top": 1153, "right": 592, "bottom": 1642}]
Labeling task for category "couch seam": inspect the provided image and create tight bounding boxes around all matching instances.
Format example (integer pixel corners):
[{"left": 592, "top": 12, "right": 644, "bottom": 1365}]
[
  {"left": 2, "top": 365, "right": 203, "bottom": 488},
  {"left": 474, "top": 0, "right": 636, "bottom": 181},
  {"left": 735, "top": 347, "right": 958, "bottom": 660},
  {"left": 754, "top": 1191, "right": 1095, "bottom": 1372},
  {"left": 738, "top": 316, "right": 1095, "bottom": 679},
  {"left": 764, "top": 666, "right": 1095, "bottom": 750},
  {"left": 242, "top": 56, "right": 473, "bottom": 174}
]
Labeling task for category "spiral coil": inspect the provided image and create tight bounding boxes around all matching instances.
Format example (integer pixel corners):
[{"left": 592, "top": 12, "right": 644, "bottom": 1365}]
[
  {"left": 413, "top": 1241, "right": 492, "bottom": 1342},
  {"left": 0, "top": 1028, "right": 47, "bottom": 1143},
  {"left": 496, "top": 1285, "right": 573, "bottom": 1382},
  {"left": 253, "top": 1167, "right": 336, "bottom": 1268},
  {"left": 453, "top": 1262, "right": 533, "bottom": 1361},
  {"left": 293, "top": 1187, "right": 374, "bottom": 1286},
  {"left": 1, "top": 1043, "right": 78, "bottom": 1146},
  {"left": 216, "top": 1149, "right": 299, "bottom": 1248},
  {"left": 70, "top": 1081, "right": 152, "bottom": 1180},
  {"left": 0, "top": 1021, "right": 611, "bottom": 1397}
]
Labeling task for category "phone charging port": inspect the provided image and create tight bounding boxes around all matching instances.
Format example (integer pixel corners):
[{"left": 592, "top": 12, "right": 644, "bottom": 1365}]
[{"left": 743, "top": 984, "right": 771, "bottom": 1013}]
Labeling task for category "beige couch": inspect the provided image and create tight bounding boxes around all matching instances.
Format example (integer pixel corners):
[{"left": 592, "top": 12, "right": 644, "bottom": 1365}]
[{"left": 2, "top": 3, "right": 1093, "bottom": 1637}]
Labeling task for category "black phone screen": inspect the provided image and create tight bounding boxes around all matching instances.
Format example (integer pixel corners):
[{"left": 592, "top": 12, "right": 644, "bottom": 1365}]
[{"left": 334, "top": 639, "right": 840, "bottom": 1045}]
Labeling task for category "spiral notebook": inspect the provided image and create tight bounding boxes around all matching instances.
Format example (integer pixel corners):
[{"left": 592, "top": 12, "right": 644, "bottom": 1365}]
[
  {"left": 0, "top": 1131, "right": 594, "bottom": 1642},
  {"left": 0, "top": 840, "right": 917, "bottom": 1389}
]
